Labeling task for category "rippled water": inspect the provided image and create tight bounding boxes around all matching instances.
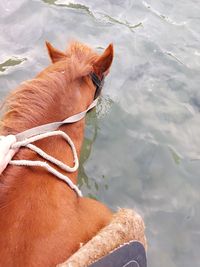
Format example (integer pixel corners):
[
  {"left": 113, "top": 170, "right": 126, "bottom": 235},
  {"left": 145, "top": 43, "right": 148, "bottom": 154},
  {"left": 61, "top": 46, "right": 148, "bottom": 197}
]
[{"left": 1, "top": 1, "right": 200, "bottom": 266}]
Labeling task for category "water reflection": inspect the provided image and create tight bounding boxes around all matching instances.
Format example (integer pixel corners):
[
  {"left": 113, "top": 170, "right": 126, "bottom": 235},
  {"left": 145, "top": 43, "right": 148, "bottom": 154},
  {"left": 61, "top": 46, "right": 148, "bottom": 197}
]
[
  {"left": 42, "top": 0, "right": 143, "bottom": 32},
  {"left": 78, "top": 110, "right": 98, "bottom": 193},
  {"left": 78, "top": 97, "right": 112, "bottom": 199},
  {"left": 142, "top": 1, "right": 187, "bottom": 26},
  {"left": 42, "top": 0, "right": 94, "bottom": 17},
  {"left": 0, "top": 57, "right": 27, "bottom": 73}
]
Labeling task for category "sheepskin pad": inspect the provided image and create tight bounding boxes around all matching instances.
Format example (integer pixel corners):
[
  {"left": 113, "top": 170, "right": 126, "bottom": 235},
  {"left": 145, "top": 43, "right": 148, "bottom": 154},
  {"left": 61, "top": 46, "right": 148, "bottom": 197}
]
[{"left": 57, "top": 208, "right": 147, "bottom": 267}]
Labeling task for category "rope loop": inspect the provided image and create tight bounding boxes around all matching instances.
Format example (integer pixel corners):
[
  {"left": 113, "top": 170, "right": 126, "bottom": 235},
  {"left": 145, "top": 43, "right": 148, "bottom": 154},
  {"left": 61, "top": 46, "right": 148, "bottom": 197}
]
[
  {"left": 0, "top": 97, "right": 99, "bottom": 197},
  {"left": 9, "top": 130, "right": 82, "bottom": 197}
]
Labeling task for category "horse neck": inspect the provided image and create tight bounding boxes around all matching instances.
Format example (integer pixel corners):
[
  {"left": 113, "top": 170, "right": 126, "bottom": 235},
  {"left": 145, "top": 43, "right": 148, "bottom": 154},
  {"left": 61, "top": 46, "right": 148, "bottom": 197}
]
[
  {"left": 1, "top": 72, "right": 92, "bottom": 190},
  {"left": 30, "top": 76, "right": 91, "bottom": 186}
]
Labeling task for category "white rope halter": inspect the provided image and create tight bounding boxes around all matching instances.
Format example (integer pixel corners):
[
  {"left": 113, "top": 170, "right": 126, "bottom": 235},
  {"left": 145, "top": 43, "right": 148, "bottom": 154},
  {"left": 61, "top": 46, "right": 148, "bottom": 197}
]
[{"left": 0, "top": 98, "right": 98, "bottom": 197}]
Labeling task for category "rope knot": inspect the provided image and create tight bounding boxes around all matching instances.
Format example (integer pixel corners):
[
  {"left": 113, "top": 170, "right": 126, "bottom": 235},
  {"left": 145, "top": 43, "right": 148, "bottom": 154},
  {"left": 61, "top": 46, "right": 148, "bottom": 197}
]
[{"left": 0, "top": 135, "right": 18, "bottom": 174}]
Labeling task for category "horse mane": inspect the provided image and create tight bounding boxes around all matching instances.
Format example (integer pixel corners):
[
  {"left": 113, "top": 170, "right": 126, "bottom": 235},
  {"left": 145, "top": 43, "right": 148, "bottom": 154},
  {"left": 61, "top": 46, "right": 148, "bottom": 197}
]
[{"left": 0, "top": 42, "right": 98, "bottom": 135}]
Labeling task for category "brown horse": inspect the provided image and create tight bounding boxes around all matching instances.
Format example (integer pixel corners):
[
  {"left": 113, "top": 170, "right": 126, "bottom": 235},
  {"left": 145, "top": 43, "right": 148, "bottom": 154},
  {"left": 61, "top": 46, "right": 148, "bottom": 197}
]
[{"left": 0, "top": 41, "right": 114, "bottom": 267}]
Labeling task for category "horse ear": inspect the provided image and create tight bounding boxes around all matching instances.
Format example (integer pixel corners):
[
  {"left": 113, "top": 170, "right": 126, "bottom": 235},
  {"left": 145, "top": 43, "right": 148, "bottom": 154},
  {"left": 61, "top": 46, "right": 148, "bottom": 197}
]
[
  {"left": 93, "top": 44, "right": 114, "bottom": 78},
  {"left": 45, "top": 41, "right": 67, "bottom": 63}
]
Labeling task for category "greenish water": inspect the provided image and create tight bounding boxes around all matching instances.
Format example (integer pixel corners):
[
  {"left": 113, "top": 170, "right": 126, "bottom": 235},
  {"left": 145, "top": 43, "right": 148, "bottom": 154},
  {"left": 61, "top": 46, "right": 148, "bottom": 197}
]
[{"left": 0, "top": 1, "right": 200, "bottom": 266}]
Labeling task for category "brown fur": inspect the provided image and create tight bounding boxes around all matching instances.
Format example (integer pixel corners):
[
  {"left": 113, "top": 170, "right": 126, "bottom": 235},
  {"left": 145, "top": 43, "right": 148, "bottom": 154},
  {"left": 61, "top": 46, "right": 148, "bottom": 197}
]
[{"left": 0, "top": 41, "right": 114, "bottom": 267}]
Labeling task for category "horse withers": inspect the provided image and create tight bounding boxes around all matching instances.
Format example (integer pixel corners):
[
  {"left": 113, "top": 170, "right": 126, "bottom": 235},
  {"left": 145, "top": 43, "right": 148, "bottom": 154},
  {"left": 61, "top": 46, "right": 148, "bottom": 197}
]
[{"left": 0, "top": 41, "right": 114, "bottom": 267}]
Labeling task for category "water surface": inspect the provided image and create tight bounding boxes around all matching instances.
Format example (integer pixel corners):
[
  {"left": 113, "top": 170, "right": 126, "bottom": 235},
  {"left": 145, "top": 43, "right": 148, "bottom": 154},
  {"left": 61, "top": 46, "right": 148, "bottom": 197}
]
[{"left": 0, "top": 1, "right": 200, "bottom": 266}]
